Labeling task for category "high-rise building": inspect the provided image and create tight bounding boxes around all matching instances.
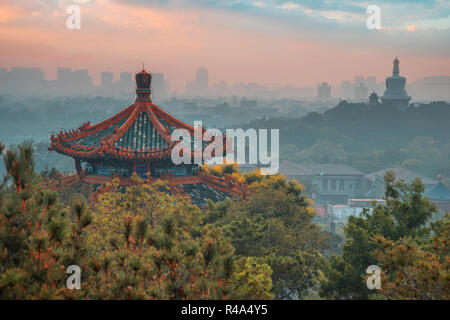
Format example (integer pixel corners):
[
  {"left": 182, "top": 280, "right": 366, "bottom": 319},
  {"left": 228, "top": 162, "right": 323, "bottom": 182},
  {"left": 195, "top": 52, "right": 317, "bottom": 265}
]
[
  {"left": 354, "top": 76, "right": 364, "bottom": 86},
  {"left": 354, "top": 83, "right": 368, "bottom": 100},
  {"left": 164, "top": 79, "right": 171, "bottom": 97},
  {"left": 341, "top": 81, "right": 354, "bottom": 100},
  {"left": 101, "top": 71, "right": 114, "bottom": 88},
  {"left": 117, "top": 72, "right": 133, "bottom": 92},
  {"left": 317, "top": 82, "right": 331, "bottom": 101},
  {"left": 185, "top": 80, "right": 196, "bottom": 96},
  {"left": 119, "top": 72, "right": 132, "bottom": 83},
  {"left": 57, "top": 67, "right": 72, "bottom": 84},
  {"left": 195, "top": 67, "right": 208, "bottom": 96},
  {"left": 365, "top": 76, "right": 377, "bottom": 92},
  {"left": 152, "top": 73, "right": 166, "bottom": 101},
  {"left": 72, "top": 69, "right": 92, "bottom": 93}
]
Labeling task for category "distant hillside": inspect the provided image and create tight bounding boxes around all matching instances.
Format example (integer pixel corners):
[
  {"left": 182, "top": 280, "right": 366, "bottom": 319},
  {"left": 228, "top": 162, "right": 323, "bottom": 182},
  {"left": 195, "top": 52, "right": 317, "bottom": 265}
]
[{"left": 239, "top": 101, "right": 450, "bottom": 179}]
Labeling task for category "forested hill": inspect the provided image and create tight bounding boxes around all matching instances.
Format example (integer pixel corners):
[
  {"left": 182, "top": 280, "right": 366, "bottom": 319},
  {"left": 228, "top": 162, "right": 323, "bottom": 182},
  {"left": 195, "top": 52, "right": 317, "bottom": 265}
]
[{"left": 240, "top": 101, "right": 450, "bottom": 181}]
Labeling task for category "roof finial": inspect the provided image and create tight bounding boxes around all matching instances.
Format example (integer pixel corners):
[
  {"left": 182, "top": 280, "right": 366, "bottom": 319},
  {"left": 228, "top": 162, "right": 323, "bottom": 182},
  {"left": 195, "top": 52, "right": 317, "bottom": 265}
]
[
  {"left": 142, "top": 62, "right": 145, "bottom": 71},
  {"left": 393, "top": 57, "right": 400, "bottom": 76}
]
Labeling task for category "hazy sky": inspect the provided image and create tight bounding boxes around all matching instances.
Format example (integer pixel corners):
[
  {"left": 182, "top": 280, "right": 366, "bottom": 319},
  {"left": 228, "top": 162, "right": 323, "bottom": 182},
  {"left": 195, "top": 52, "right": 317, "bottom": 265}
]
[{"left": 0, "top": 0, "right": 449, "bottom": 90}]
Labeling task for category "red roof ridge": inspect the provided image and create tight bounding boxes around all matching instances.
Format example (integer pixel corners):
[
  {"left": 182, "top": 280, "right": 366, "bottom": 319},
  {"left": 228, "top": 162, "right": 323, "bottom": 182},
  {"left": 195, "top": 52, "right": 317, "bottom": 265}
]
[
  {"left": 152, "top": 103, "right": 197, "bottom": 135},
  {"left": 56, "top": 103, "right": 136, "bottom": 143},
  {"left": 145, "top": 104, "right": 173, "bottom": 145}
]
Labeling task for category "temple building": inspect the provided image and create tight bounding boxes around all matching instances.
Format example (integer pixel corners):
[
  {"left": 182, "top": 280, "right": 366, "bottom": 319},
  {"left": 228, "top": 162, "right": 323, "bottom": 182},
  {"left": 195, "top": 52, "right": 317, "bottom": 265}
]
[
  {"left": 424, "top": 175, "right": 450, "bottom": 213},
  {"left": 49, "top": 68, "right": 240, "bottom": 207},
  {"left": 381, "top": 57, "right": 411, "bottom": 111},
  {"left": 368, "top": 91, "right": 379, "bottom": 106},
  {"left": 279, "top": 160, "right": 367, "bottom": 204}
]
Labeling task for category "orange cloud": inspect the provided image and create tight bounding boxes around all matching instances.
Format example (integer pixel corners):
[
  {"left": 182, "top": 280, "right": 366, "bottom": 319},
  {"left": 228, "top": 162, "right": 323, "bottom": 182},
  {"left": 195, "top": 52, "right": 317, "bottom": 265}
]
[
  {"left": 0, "top": 4, "right": 29, "bottom": 23},
  {"left": 406, "top": 24, "right": 418, "bottom": 31},
  {"left": 0, "top": 0, "right": 448, "bottom": 91}
]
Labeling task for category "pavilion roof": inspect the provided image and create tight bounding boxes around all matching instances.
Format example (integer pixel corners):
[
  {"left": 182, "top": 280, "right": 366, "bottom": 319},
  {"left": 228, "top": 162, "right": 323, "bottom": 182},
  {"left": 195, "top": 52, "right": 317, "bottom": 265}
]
[
  {"left": 425, "top": 181, "right": 450, "bottom": 201},
  {"left": 49, "top": 96, "right": 225, "bottom": 162}
]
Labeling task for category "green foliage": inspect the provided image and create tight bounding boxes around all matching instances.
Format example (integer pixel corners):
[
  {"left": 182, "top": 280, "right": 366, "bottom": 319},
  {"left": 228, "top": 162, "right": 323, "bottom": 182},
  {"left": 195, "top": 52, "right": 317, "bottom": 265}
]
[
  {"left": 320, "top": 171, "right": 439, "bottom": 299},
  {"left": 0, "top": 146, "right": 273, "bottom": 299},
  {"left": 373, "top": 215, "right": 449, "bottom": 300},
  {"left": 208, "top": 172, "right": 327, "bottom": 299},
  {"left": 0, "top": 143, "right": 93, "bottom": 299},
  {"left": 84, "top": 177, "right": 273, "bottom": 299},
  {"left": 243, "top": 101, "right": 450, "bottom": 179},
  {"left": 294, "top": 140, "right": 349, "bottom": 164},
  {"left": 231, "top": 257, "right": 273, "bottom": 300}
]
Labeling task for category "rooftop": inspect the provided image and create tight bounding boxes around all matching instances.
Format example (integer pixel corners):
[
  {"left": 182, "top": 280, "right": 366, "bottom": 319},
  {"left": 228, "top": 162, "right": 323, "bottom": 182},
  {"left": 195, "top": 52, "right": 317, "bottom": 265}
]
[
  {"left": 424, "top": 176, "right": 450, "bottom": 201},
  {"left": 279, "top": 160, "right": 364, "bottom": 176},
  {"left": 365, "top": 167, "right": 437, "bottom": 185},
  {"left": 50, "top": 69, "right": 226, "bottom": 162}
]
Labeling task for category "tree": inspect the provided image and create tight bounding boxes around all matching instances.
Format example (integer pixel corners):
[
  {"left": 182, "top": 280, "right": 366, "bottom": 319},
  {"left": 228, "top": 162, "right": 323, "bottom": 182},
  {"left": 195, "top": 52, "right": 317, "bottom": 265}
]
[
  {"left": 295, "top": 140, "right": 349, "bottom": 164},
  {"left": 373, "top": 215, "right": 449, "bottom": 300},
  {"left": 320, "top": 171, "right": 438, "bottom": 299},
  {"left": 0, "top": 143, "right": 273, "bottom": 300},
  {"left": 0, "top": 142, "right": 93, "bottom": 299},
  {"left": 84, "top": 175, "right": 273, "bottom": 299},
  {"left": 208, "top": 171, "right": 326, "bottom": 299}
]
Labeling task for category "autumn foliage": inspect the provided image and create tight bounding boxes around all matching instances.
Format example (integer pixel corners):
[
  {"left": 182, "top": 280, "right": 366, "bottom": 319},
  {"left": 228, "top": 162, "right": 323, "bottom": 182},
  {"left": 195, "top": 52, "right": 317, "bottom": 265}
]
[{"left": 0, "top": 143, "right": 273, "bottom": 299}]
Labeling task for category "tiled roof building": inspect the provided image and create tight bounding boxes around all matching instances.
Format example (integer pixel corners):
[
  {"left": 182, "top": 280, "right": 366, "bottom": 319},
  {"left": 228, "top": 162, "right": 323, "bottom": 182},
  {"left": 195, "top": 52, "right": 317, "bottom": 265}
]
[
  {"left": 365, "top": 167, "right": 437, "bottom": 199},
  {"left": 279, "top": 160, "right": 367, "bottom": 204},
  {"left": 49, "top": 68, "right": 238, "bottom": 207},
  {"left": 425, "top": 175, "right": 450, "bottom": 212}
]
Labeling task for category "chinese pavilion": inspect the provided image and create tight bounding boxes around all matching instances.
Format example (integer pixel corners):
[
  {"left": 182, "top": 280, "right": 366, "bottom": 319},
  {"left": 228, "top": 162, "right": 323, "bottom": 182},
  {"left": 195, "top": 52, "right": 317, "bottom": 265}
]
[{"left": 49, "top": 69, "right": 240, "bottom": 207}]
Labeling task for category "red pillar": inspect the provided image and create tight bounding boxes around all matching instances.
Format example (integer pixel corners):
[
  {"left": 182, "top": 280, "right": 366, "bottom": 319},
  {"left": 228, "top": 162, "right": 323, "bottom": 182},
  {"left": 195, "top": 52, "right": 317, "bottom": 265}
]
[{"left": 75, "top": 158, "right": 82, "bottom": 176}]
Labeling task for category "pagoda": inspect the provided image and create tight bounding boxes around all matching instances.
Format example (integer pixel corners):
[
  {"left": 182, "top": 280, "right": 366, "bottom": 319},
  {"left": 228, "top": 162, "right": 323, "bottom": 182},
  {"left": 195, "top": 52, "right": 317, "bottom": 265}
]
[
  {"left": 381, "top": 57, "right": 411, "bottom": 111},
  {"left": 49, "top": 68, "right": 240, "bottom": 207}
]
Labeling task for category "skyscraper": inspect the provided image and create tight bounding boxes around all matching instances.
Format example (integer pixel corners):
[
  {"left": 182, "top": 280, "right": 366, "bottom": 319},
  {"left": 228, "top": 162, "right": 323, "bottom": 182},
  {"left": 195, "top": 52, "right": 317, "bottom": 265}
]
[
  {"left": 340, "top": 81, "right": 354, "bottom": 100},
  {"left": 101, "top": 71, "right": 114, "bottom": 88},
  {"left": 354, "top": 76, "right": 364, "bottom": 86},
  {"left": 354, "top": 83, "right": 368, "bottom": 100},
  {"left": 365, "top": 76, "right": 377, "bottom": 92},
  {"left": 152, "top": 73, "right": 166, "bottom": 101},
  {"left": 119, "top": 72, "right": 132, "bottom": 83},
  {"left": 117, "top": 72, "right": 133, "bottom": 92},
  {"left": 72, "top": 69, "right": 92, "bottom": 93},
  {"left": 317, "top": 82, "right": 331, "bottom": 101},
  {"left": 195, "top": 67, "right": 208, "bottom": 96}
]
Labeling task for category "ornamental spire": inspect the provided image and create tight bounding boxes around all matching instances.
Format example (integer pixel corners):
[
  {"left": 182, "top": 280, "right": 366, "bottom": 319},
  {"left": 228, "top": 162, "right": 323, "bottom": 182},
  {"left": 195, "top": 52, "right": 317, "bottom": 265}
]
[
  {"left": 393, "top": 57, "right": 400, "bottom": 76},
  {"left": 135, "top": 66, "right": 152, "bottom": 101}
]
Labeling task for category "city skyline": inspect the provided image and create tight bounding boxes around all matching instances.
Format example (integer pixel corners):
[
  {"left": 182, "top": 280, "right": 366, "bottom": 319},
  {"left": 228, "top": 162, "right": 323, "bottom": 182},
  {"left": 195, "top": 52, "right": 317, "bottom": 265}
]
[
  {"left": 0, "top": 0, "right": 449, "bottom": 91},
  {"left": 1, "top": 62, "right": 449, "bottom": 101}
]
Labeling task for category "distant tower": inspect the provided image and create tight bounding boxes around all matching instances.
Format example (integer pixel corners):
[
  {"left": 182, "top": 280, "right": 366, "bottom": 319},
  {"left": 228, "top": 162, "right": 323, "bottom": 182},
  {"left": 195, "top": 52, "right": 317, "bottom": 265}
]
[
  {"left": 101, "top": 71, "right": 114, "bottom": 89},
  {"left": 118, "top": 72, "right": 133, "bottom": 92},
  {"left": 369, "top": 92, "right": 379, "bottom": 105},
  {"left": 381, "top": 57, "right": 411, "bottom": 111},
  {"left": 317, "top": 82, "right": 331, "bottom": 101},
  {"left": 152, "top": 73, "right": 167, "bottom": 101},
  {"left": 340, "top": 80, "right": 354, "bottom": 100},
  {"left": 195, "top": 67, "right": 208, "bottom": 96},
  {"left": 354, "top": 76, "right": 364, "bottom": 86},
  {"left": 354, "top": 82, "right": 368, "bottom": 100}
]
